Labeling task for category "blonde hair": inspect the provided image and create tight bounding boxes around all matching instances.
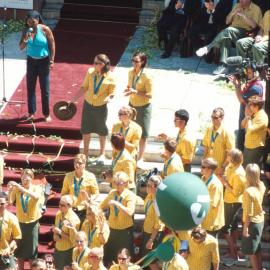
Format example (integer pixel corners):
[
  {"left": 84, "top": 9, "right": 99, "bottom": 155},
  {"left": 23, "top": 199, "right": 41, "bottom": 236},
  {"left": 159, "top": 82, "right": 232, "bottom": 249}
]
[
  {"left": 246, "top": 163, "right": 261, "bottom": 188},
  {"left": 149, "top": 175, "right": 162, "bottom": 187},
  {"left": 75, "top": 153, "right": 86, "bottom": 163},
  {"left": 113, "top": 171, "right": 129, "bottom": 183},
  {"left": 86, "top": 203, "right": 107, "bottom": 228},
  {"left": 89, "top": 247, "right": 104, "bottom": 258},
  {"left": 60, "top": 195, "right": 73, "bottom": 206},
  {"left": 228, "top": 149, "right": 243, "bottom": 165},
  {"left": 201, "top": 158, "right": 218, "bottom": 171},
  {"left": 21, "top": 168, "right": 34, "bottom": 180},
  {"left": 76, "top": 231, "right": 87, "bottom": 241},
  {"left": 119, "top": 105, "right": 137, "bottom": 120}
]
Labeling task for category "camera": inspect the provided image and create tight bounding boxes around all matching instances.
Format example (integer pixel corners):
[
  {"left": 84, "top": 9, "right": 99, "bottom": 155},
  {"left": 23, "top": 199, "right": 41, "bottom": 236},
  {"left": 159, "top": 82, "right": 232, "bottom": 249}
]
[{"left": 137, "top": 167, "right": 158, "bottom": 187}]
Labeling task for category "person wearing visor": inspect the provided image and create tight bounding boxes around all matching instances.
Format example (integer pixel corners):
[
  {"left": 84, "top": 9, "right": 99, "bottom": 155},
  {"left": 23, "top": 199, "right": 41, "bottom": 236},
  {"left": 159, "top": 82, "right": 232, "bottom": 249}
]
[{"left": 19, "top": 10, "right": 55, "bottom": 122}]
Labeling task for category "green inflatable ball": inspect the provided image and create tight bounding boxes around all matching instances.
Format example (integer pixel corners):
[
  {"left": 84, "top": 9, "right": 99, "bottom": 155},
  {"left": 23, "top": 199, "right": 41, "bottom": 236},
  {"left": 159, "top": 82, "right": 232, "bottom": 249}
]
[{"left": 155, "top": 172, "right": 210, "bottom": 230}]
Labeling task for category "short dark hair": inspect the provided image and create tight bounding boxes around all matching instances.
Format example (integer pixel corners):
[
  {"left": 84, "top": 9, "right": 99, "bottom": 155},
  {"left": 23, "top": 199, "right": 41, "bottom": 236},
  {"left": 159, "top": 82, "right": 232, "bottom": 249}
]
[
  {"left": 95, "top": 54, "right": 110, "bottom": 73},
  {"left": 191, "top": 227, "right": 207, "bottom": 241},
  {"left": 164, "top": 139, "right": 177, "bottom": 154},
  {"left": 111, "top": 133, "right": 125, "bottom": 151},
  {"left": 132, "top": 51, "right": 147, "bottom": 68},
  {"left": 212, "top": 107, "right": 224, "bottom": 118},
  {"left": 175, "top": 109, "right": 189, "bottom": 124}
]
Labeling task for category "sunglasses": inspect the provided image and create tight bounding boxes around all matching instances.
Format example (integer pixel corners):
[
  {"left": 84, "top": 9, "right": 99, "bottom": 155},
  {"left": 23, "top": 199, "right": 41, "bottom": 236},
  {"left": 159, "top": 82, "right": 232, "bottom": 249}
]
[
  {"left": 118, "top": 112, "right": 127, "bottom": 116},
  {"left": 59, "top": 203, "right": 67, "bottom": 207},
  {"left": 132, "top": 59, "right": 141, "bottom": 63},
  {"left": 201, "top": 165, "right": 208, "bottom": 169},
  {"left": 115, "top": 181, "right": 125, "bottom": 186},
  {"left": 211, "top": 116, "right": 220, "bottom": 120},
  {"left": 118, "top": 257, "right": 128, "bottom": 261},
  {"left": 76, "top": 240, "right": 84, "bottom": 243}
]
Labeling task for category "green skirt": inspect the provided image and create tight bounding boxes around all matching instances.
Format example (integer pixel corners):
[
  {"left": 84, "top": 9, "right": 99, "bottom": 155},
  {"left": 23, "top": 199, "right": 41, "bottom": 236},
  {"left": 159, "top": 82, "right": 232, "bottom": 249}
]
[
  {"left": 54, "top": 248, "right": 73, "bottom": 270},
  {"left": 131, "top": 103, "right": 152, "bottom": 138},
  {"left": 81, "top": 101, "right": 108, "bottom": 136},
  {"left": 16, "top": 221, "right": 39, "bottom": 260}
]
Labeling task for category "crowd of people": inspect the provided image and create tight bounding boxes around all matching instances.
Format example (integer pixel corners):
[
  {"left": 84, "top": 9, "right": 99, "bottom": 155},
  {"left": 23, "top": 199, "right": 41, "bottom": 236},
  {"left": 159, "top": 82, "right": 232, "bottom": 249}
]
[{"left": 0, "top": 1, "right": 270, "bottom": 270}]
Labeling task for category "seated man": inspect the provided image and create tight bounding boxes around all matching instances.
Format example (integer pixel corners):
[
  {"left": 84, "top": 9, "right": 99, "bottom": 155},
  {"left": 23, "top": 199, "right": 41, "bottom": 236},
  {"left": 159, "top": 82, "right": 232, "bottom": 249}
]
[
  {"left": 188, "top": 0, "right": 233, "bottom": 57},
  {"left": 196, "top": 0, "right": 262, "bottom": 75},
  {"left": 236, "top": 9, "right": 270, "bottom": 63},
  {"left": 157, "top": 0, "right": 200, "bottom": 58}
]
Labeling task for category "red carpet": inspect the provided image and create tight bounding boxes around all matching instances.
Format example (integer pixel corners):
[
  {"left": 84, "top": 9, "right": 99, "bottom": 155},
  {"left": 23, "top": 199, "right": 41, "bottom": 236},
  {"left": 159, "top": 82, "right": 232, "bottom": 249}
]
[{"left": 0, "top": 0, "right": 141, "bottom": 262}]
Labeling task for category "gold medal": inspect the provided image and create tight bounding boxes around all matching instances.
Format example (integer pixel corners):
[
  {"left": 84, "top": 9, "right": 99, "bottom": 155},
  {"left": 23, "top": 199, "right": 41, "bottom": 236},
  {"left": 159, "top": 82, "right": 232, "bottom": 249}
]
[{"left": 93, "top": 94, "right": 98, "bottom": 100}]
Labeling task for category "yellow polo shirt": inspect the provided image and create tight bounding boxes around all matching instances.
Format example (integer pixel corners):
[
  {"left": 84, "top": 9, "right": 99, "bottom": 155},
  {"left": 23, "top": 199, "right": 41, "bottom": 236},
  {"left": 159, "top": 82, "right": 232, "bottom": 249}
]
[
  {"left": 54, "top": 208, "right": 80, "bottom": 251},
  {"left": 84, "top": 263, "right": 107, "bottom": 270},
  {"left": 224, "top": 164, "right": 246, "bottom": 203},
  {"left": 186, "top": 233, "right": 219, "bottom": 270},
  {"left": 162, "top": 153, "right": 184, "bottom": 178},
  {"left": 163, "top": 253, "right": 189, "bottom": 270},
  {"left": 229, "top": 2, "right": 262, "bottom": 30},
  {"left": 203, "top": 125, "right": 234, "bottom": 170},
  {"left": 0, "top": 210, "right": 22, "bottom": 254},
  {"left": 112, "top": 149, "right": 136, "bottom": 189},
  {"left": 82, "top": 68, "right": 116, "bottom": 106},
  {"left": 242, "top": 183, "right": 265, "bottom": 223},
  {"left": 128, "top": 68, "right": 153, "bottom": 107},
  {"left": 72, "top": 247, "right": 90, "bottom": 269},
  {"left": 143, "top": 193, "right": 164, "bottom": 234},
  {"left": 261, "top": 10, "right": 270, "bottom": 40},
  {"left": 201, "top": 175, "right": 225, "bottom": 231},
  {"left": 112, "top": 121, "right": 142, "bottom": 159},
  {"left": 100, "top": 189, "right": 136, "bottom": 230},
  {"left": 61, "top": 170, "right": 99, "bottom": 210},
  {"left": 10, "top": 185, "right": 43, "bottom": 223},
  {"left": 176, "top": 128, "right": 196, "bottom": 163},
  {"left": 81, "top": 219, "right": 110, "bottom": 248},
  {"left": 109, "top": 264, "right": 141, "bottom": 270},
  {"left": 244, "top": 109, "right": 268, "bottom": 149}
]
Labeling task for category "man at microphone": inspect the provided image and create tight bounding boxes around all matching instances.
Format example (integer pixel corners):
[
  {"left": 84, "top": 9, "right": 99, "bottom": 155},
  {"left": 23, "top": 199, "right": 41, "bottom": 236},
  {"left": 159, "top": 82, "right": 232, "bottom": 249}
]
[
  {"left": 19, "top": 10, "right": 55, "bottom": 122},
  {"left": 236, "top": 9, "right": 269, "bottom": 63},
  {"left": 196, "top": 0, "right": 262, "bottom": 75}
]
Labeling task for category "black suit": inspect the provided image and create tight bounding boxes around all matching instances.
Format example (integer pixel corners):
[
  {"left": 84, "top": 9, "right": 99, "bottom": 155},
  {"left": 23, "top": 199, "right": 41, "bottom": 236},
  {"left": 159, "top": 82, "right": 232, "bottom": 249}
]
[
  {"left": 188, "top": 0, "right": 233, "bottom": 49},
  {"left": 157, "top": 0, "right": 200, "bottom": 55}
]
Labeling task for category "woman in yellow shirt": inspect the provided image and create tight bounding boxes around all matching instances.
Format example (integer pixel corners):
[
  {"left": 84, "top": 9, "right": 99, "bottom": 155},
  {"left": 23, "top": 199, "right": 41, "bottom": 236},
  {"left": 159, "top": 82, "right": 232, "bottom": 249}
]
[
  {"left": 112, "top": 106, "right": 142, "bottom": 159},
  {"left": 104, "top": 133, "right": 136, "bottom": 192},
  {"left": 8, "top": 169, "right": 43, "bottom": 270},
  {"left": 241, "top": 163, "right": 265, "bottom": 270},
  {"left": 81, "top": 203, "right": 110, "bottom": 248},
  {"left": 124, "top": 52, "right": 153, "bottom": 163},
  {"left": 71, "top": 54, "right": 116, "bottom": 162},
  {"left": 83, "top": 247, "right": 107, "bottom": 270},
  {"left": 220, "top": 149, "right": 246, "bottom": 266},
  {"left": 53, "top": 195, "right": 80, "bottom": 270},
  {"left": 100, "top": 172, "right": 136, "bottom": 265},
  {"left": 109, "top": 248, "right": 140, "bottom": 270}
]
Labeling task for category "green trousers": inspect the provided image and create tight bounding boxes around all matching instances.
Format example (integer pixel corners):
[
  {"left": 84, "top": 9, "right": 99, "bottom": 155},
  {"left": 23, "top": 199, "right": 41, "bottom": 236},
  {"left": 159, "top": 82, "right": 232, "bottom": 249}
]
[
  {"left": 207, "top": 26, "right": 247, "bottom": 63},
  {"left": 236, "top": 36, "right": 268, "bottom": 63}
]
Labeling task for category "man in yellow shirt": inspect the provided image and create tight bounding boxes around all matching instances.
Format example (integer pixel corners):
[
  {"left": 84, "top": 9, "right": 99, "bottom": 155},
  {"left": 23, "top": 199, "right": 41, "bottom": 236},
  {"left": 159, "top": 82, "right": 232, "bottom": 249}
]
[
  {"left": 241, "top": 95, "right": 268, "bottom": 168},
  {"left": 196, "top": 0, "right": 262, "bottom": 75},
  {"left": 203, "top": 108, "right": 234, "bottom": 175},
  {"left": 161, "top": 139, "right": 184, "bottom": 178},
  {"left": 158, "top": 109, "right": 196, "bottom": 172},
  {"left": 201, "top": 158, "right": 225, "bottom": 237},
  {"left": 61, "top": 153, "right": 99, "bottom": 224},
  {"left": 0, "top": 192, "right": 22, "bottom": 269},
  {"left": 186, "top": 227, "right": 219, "bottom": 270},
  {"left": 236, "top": 10, "right": 270, "bottom": 63}
]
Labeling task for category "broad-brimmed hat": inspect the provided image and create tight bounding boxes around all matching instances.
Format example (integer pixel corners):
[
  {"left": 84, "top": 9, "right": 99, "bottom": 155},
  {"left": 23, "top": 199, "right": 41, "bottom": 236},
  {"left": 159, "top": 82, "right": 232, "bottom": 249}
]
[{"left": 53, "top": 101, "right": 77, "bottom": 121}]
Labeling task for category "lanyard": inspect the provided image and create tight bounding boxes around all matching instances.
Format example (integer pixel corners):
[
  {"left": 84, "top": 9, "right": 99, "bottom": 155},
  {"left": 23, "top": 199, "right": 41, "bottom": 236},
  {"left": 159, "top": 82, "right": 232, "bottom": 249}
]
[
  {"left": 114, "top": 195, "right": 123, "bottom": 217},
  {"left": 93, "top": 75, "right": 105, "bottom": 95},
  {"left": 145, "top": 200, "right": 153, "bottom": 215},
  {"left": 77, "top": 248, "right": 86, "bottom": 265},
  {"left": 88, "top": 227, "right": 97, "bottom": 246},
  {"left": 176, "top": 132, "right": 180, "bottom": 144},
  {"left": 112, "top": 150, "right": 124, "bottom": 170},
  {"left": 163, "top": 156, "right": 174, "bottom": 176},
  {"left": 120, "top": 126, "right": 130, "bottom": 138},
  {"left": 132, "top": 68, "right": 143, "bottom": 89},
  {"left": 205, "top": 175, "right": 213, "bottom": 186},
  {"left": 0, "top": 216, "right": 4, "bottom": 240},
  {"left": 74, "top": 177, "right": 83, "bottom": 197},
  {"left": 210, "top": 130, "right": 219, "bottom": 145},
  {"left": 20, "top": 193, "right": 30, "bottom": 213}
]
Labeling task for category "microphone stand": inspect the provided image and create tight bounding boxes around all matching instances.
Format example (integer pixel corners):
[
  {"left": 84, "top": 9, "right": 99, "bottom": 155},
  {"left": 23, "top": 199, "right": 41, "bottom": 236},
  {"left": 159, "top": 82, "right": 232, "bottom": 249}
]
[{"left": 1, "top": 6, "right": 25, "bottom": 107}]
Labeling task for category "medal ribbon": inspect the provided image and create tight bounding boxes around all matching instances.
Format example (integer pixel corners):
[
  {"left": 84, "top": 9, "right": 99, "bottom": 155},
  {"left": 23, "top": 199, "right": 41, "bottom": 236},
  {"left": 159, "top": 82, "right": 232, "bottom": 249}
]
[
  {"left": 77, "top": 248, "right": 86, "bottom": 265},
  {"left": 114, "top": 195, "right": 123, "bottom": 217},
  {"left": 93, "top": 75, "right": 105, "bottom": 95},
  {"left": 132, "top": 68, "right": 144, "bottom": 89},
  {"left": 145, "top": 200, "right": 153, "bottom": 215},
  {"left": 210, "top": 130, "right": 219, "bottom": 149},
  {"left": 88, "top": 227, "right": 97, "bottom": 246},
  {"left": 112, "top": 150, "right": 124, "bottom": 170},
  {"left": 120, "top": 126, "right": 130, "bottom": 138},
  {"left": 74, "top": 177, "right": 83, "bottom": 197},
  {"left": 205, "top": 175, "right": 213, "bottom": 186},
  {"left": 0, "top": 216, "right": 4, "bottom": 240},
  {"left": 176, "top": 132, "right": 180, "bottom": 144},
  {"left": 163, "top": 156, "right": 174, "bottom": 176},
  {"left": 20, "top": 193, "right": 30, "bottom": 213}
]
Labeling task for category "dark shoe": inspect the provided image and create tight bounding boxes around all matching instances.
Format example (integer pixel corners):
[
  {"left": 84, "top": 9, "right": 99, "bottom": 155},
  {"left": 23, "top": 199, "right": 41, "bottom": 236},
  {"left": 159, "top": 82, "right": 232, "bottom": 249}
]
[{"left": 161, "top": 52, "right": 170, "bottom": 59}]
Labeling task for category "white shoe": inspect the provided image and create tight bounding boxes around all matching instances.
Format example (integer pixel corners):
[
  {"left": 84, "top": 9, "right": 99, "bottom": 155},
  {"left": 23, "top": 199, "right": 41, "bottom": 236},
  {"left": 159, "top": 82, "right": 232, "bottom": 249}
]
[
  {"left": 223, "top": 257, "right": 238, "bottom": 267},
  {"left": 213, "top": 65, "right": 228, "bottom": 75},
  {"left": 196, "top": 46, "right": 209, "bottom": 57},
  {"left": 96, "top": 155, "right": 105, "bottom": 163},
  {"left": 136, "top": 159, "right": 145, "bottom": 169}
]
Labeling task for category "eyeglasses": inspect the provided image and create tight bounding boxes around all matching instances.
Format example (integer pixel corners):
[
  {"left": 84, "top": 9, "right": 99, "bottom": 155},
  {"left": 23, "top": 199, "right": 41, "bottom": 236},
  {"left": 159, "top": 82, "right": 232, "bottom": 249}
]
[
  {"left": 132, "top": 59, "right": 141, "bottom": 63},
  {"left": 89, "top": 254, "right": 100, "bottom": 259},
  {"left": 59, "top": 203, "right": 67, "bottom": 207},
  {"left": 94, "top": 61, "right": 103, "bottom": 65},
  {"left": 201, "top": 165, "right": 208, "bottom": 169},
  {"left": 76, "top": 240, "right": 84, "bottom": 243},
  {"left": 118, "top": 257, "right": 128, "bottom": 261},
  {"left": 115, "top": 181, "right": 125, "bottom": 186},
  {"left": 118, "top": 112, "right": 127, "bottom": 116},
  {"left": 211, "top": 116, "right": 220, "bottom": 120},
  {"left": 74, "top": 161, "right": 84, "bottom": 165}
]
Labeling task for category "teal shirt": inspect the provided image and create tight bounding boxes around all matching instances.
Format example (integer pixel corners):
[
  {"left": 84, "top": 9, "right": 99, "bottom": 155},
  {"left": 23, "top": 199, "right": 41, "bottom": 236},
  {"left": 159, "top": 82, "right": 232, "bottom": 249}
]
[{"left": 27, "top": 25, "right": 49, "bottom": 58}]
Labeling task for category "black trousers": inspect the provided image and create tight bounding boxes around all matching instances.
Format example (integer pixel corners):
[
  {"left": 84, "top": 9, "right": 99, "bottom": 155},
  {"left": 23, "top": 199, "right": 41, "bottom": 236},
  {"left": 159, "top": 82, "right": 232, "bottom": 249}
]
[{"left": 157, "top": 14, "right": 187, "bottom": 55}]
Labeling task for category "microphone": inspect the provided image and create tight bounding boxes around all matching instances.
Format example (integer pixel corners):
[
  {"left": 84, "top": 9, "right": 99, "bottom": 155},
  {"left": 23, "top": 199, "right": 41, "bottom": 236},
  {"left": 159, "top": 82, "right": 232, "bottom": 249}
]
[
  {"left": 226, "top": 56, "right": 243, "bottom": 66},
  {"left": 24, "top": 27, "right": 33, "bottom": 42}
]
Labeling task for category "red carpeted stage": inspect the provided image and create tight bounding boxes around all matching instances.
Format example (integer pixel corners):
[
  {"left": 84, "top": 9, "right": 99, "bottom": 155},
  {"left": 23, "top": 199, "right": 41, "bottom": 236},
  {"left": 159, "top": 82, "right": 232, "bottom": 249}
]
[{"left": 0, "top": 0, "right": 141, "bottom": 262}]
